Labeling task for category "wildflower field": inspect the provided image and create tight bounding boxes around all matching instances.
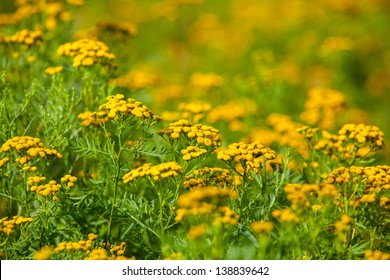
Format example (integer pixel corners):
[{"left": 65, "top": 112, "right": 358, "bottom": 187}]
[{"left": 0, "top": 0, "right": 389, "bottom": 260}]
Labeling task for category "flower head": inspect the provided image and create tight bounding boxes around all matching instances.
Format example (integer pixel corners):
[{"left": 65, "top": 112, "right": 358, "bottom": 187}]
[
  {"left": 122, "top": 162, "right": 183, "bottom": 183},
  {"left": 57, "top": 39, "right": 115, "bottom": 68}
]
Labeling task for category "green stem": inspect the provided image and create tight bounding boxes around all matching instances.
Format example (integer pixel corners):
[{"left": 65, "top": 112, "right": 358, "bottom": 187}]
[
  {"left": 106, "top": 129, "right": 124, "bottom": 244},
  {"left": 107, "top": 162, "right": 120, "bottom": 244}
]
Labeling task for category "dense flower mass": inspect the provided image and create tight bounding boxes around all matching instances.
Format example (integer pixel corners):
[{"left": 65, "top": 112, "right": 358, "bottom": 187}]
[
  {"left": 45, "top": 66, "right": 63, "bottom": 75},
  {"left": 189, "top": 72, "right": 224, "bottom": 90},
  {"left": 54, "top": 233, "right": 97, "bottom": 253},
  {"left": 299, "top": 87, "right": 346, "bottom": 130},
  {"left": 0, "top": 216, "right": 33, "bottom": 235},
  {"left": 78, "top": 94, "right": 161, "bottom": 126},
  {"left": 0, "top": 157, "right": 9, "bottom": 168},
  {"left": 246, "top": 114, "right": 308, "bottom": 156},
  {"left": 216, "top": 142, "right": 277, "bottom": 174},
  {"left": 284, "top": 183, "right": 339, "bottom": 208},
  {"left": 1, "top": 136, "right": 62, "bottom": 172},
  {"left": 122, "top": 162, "right": 183, "bottom": 183},
  {"left": 183, "top": 167, "right": 233, "bottom": 189},
  {"left": 181, "top": 146, "right": 207, "bottom": 161},
  {"left": 3, "top": 29, "right": 42, "bottom": 46},
  {"left": 326, "top": 165, "right": 390, "bottom": 209},
  {"left": 207, "top": 99, "right": 256, "bottom": 132},
  {"left": 365, "top": 250, "right": 390, "bottom": 260},
  {"left": 175, "top": 186, "right": 239, "bottom": 225},
  {"left": 162, "top": 101, "right": 212, "bottom": 123},
  {"left": 57, "top": 39, "right": 115, "bottom": 67},
  {"left": 158, "top": 119, "right": 222, "bottom": 147},
  {"left": 272, "top": 208, "right": 300, "bottom": 223},
  {"left": 298, "top": 123, "right": 385, "bottom": 163},
  {"left": 250, "top": 221, "right": 274, "bottom": 233},
  {"left": 110, "top": 70, "right": 160, "bottom": 90}
]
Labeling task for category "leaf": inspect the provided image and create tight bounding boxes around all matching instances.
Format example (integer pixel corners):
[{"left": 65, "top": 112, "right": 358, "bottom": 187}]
[{"left": 238, "top": 223, "right": 259, "bottom": 248}]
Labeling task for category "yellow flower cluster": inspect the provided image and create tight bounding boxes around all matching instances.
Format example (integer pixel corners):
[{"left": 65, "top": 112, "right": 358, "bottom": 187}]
[
  {"left": 183, "top": 167, "right": 232, "bottom": 189},
  {"left": 109, "top": 242, "right": 127, "bottom": 257},
  {"left": 181, "top": 146, "right": 207, "bottom": 161},
  {"left": 77, "top": 111, "right": 101, "bottom": 127},
  {"left": 327, "top": 165, "right": 390, "bottom": 191},
  {"left": 110, "top": 70, "right": 160, "bottom": 90},
  {"left": 338, "top": 123, "right": 384, "bottom": 150},
  {"left": 272, "top": 208, "right": 300, "bottom": 223},
  {"left": 79, "top": 94, "right": 161, "bottom": 126},
  {"left": 28, "top": 174, "right": 76, "bottom": 200},
  {"left": 3, "top": 29, "right": 42, "bottom": 46},
  {"left": 187, "top": 224, "right": 207, "bottom": 240},
  {"left": 247, "top": 114, "right": 308, "bottom": 157},
  {"left": 54, "top": 233, "right": 97, "bottom": 253},
  {"left": 299, "top": 87, "right": 346, "bottom": 130},
  {"left": 34, "top": 246, "right": 53, "bottom": 260},
  {"left": 41, "top": 1, "right": 70, "bottom": 31},
  {"left": 29, "top": 179, "right": 62, "bottom": 201},
  {"left": 189, "top": 72, "right": 224, "bottom": 90},
  {"left": 284, "top": 183, "right": 339, "bottom": 208},
  {"left": 45, "top": 66, "right": 63, "bottom": 75},
  {"left": 327, "top": 165, "right": 390, "bottom": 209},
  {"left": 158, "top": 119, "right": 222, "bottom": 147},
  {"left": 0, "top": 157, "right": 9, "bottom": 168},
  {"left": 60, "top": 174, "right": 78, "bottom": 189},
  {"left": 152, "top": 84, "right": 184, "bottom": 104},
  {"left": 214, "top": 206, "right": 240, "bottom": 225},
  {"left": 333, "top": 214, "right": 352, "bottom": 234},
  {"left": 57, "top": 39, "right": 115, "bottom": 68},
  {"left": 299, "top": 124, "right": 385, "bottom": 162},
  {"left": 365, "top": 250, "right": 390, "bottom": 260},
  {"left": 207, "top": 99, "right": 256, "bottom": 132},
  {"left": 175, "top": 186, "right": 238, "bottom": 225},
  {"left": 0, "top": 0, "right": 83, "bottom": 31},
  {"left": 0, "top": 216, "right": 33, "bottom": 235},
  {"left": 84, "top": 248, "right": 109, "bottom": 260},
  {"left": 122, "top": 162, "right": 183, "bottom": 183},
  {"left": 84, "top": 241, "right": 132, "bottom": 260},
  {"left": 179, "top": 102, "right": 212, "bottom": 122},
  {"left": 161, "top": 101, "right": 212, "bottom": 123},
  {"left": 250, "top": 221, "right": 274, "bottom": 233},
  {"left": 0, "top": 1, "right": 39, "bottom": 26},
  {"left": 216, "top": 142, "right": 277, "bottom": 174},
  {"left": 1, "top": 136, "right": 62, "bottom": 172}
]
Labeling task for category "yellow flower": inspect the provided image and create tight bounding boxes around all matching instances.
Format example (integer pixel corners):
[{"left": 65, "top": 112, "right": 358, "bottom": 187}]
[
  {"left": 158, "top": 120, "right": 222, "bottom": 147},
  {"left": 217, "top": 142, "right": 277, "bottom": 174},
  {"left": 181, "top": 146, "right": 207, "bottom": 161},
  {"left": 272, "top": 208, "right": 300, "bottom": 223},
  {"left": 184, "top": 167, "right": 232, "bottom": 189},
  {"left": 110, "top": 70, "right": 159, "bottom": 90},
  {"left": 122, "top": 162, "right": 183, "bottom": 183},
  {"left": 187, "top": 224, "right": 207, "bottom": 240},
  {"left": 0, "top": 157, "right": 9, "bottom": 168},
  {"left": 365, "top": 250, "right": 390, "bottom": 260},
  {"left": 299, "top": 87, "right": 346, "bottom": 130},
  {"left": 4, "top": 29, "right": 42, "bottom": 47},
  {"left": 45, "top": 66, "right": 64, "bottom": 75},
  {"left": 34, "top": 246, "right": 53, "bottom": 260},
  {"left": 190, "top": 72, "right": 224, "bottom": 90},
  {"left": 251, "top": 221, "right": 274, "bottom": 233},
  {"left": 57, "top": 39, "right": 115, "bottom": 68}
]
